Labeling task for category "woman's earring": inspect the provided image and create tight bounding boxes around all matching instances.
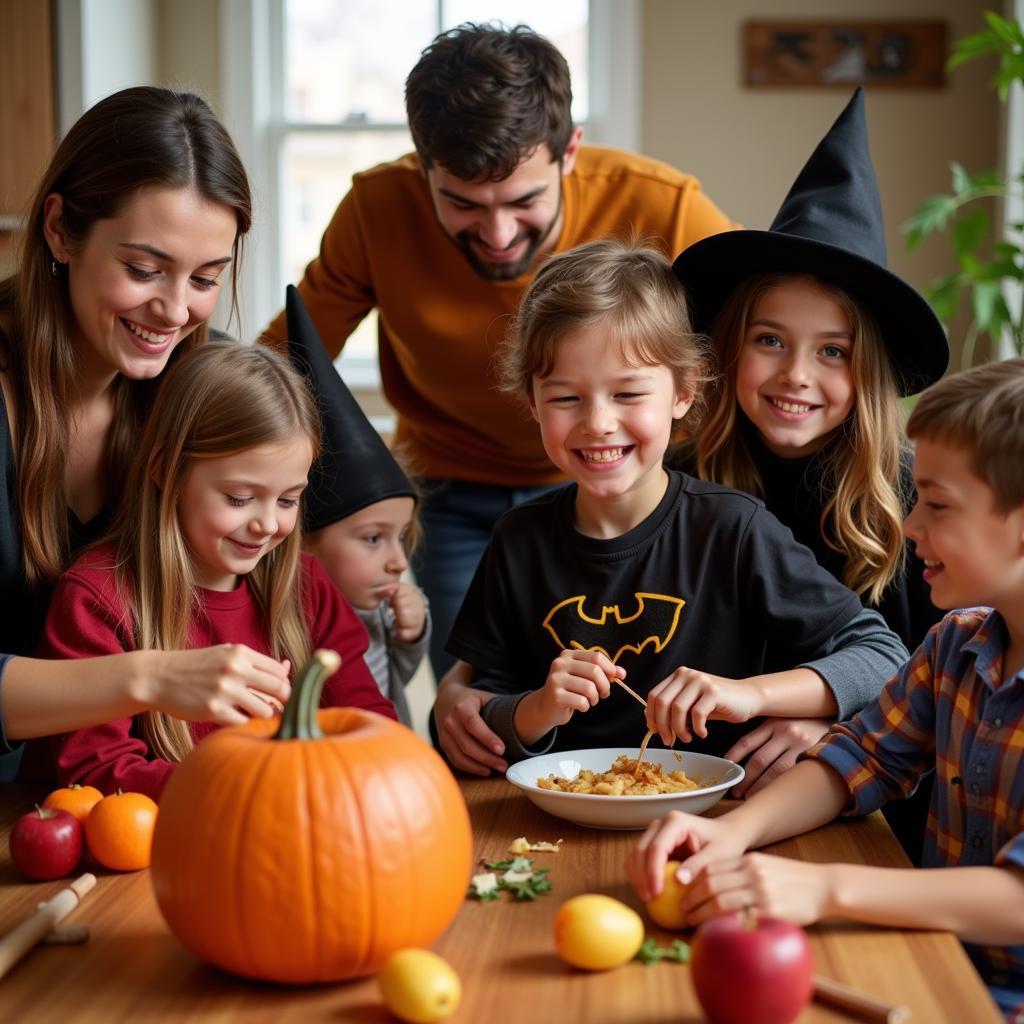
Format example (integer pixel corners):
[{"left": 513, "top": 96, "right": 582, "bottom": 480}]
[{"left": 51, "top": 256, "right": 63, "bottom": 277}]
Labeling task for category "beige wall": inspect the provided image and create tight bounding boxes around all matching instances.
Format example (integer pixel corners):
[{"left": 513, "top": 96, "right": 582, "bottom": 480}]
[
  {"left": 150, "top": 1, "right": 1000, "bottom": 366},
  {"left": 157, "top": 0, "right": 220, "bottom": 113},
  {"left": 642, "top": 0, "right": 1000, "bottom": 365}
]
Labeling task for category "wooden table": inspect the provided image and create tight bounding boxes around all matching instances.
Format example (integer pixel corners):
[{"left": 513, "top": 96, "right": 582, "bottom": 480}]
[{"left": 0, "top": 780, "right": 1003, "bottom": 1022}]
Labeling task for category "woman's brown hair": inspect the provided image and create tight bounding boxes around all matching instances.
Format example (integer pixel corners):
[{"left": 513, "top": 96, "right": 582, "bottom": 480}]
[
  {"left": 107, "top": 341, "right": 320, "bottom": 762},
  {"left": 0, "top": 86, "right": 252, "bottom": 587}
]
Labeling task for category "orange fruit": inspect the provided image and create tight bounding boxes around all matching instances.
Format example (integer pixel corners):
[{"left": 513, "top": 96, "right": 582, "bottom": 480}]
[
  {"left": 42, "top": 784, "right": 103, "bottom": 825},
  {"left": 645, "top": 860, "right": 690, "bottom": 929},
  {"left": 378, "top": 949, "right": 462, "bottom": 1023},
  {"left": 85, "top": 791, "right": 158, "bottom": 871},
  {"left": 553, "top": 894, "right": 644, "bottom": 970}
]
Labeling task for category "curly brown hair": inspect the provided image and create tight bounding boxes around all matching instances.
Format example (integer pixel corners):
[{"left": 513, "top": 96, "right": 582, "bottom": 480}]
[{"left": 405, "top": 22, "right": 574, "bottom": 181}]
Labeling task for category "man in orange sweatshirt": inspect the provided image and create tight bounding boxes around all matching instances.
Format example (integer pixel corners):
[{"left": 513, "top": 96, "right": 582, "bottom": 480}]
[{"left": 262, "top": 23, "right": 736, "bottom": 683}]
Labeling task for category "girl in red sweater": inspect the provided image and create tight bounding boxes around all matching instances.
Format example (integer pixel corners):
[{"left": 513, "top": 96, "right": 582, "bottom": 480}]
[{"left": 33, "top": 341, "right": 395, "bottom": 798}]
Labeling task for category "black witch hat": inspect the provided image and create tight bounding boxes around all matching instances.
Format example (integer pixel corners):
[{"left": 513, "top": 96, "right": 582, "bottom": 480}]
[
  {"left": 286, "top": 285, "right": 415, "bottom": 532},
  {"left": 672, "top": 88, "right": 948, "bottom": 396}
]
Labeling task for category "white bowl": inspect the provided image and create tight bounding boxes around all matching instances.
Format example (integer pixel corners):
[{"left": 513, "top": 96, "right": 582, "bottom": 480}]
[{"left": 505, "top": 747, "right": 744, "bottom": 831}]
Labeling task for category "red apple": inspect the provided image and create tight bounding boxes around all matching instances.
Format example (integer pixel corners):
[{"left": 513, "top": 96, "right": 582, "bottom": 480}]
[
  {"left": 9, "top": 806, "right": 84, "bottom": 881},
  {"left": 691, "top": 910, "right": 814, "bottom": 1024}
]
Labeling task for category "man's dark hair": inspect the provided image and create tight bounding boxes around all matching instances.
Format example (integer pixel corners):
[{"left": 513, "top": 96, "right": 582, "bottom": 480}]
[{"left": 405, "top": 22, "right": 574, "bottom": 181}]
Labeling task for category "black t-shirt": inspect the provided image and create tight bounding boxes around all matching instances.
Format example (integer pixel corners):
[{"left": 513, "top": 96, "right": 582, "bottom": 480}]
[
  {"left": 663, "top": 425, "right": 942, "bottom": 655},
  {"left": 724, "top": 424, "right": 943, "bottom": 653},
  {"left": 448, "top": 470, "right": 875, "bottom": 757}
]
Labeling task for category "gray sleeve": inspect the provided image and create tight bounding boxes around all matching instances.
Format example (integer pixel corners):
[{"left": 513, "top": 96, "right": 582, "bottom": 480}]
[
  {"left": 388, "top": 608, "right": 432, "bottom": 688},
  {"left": 798, "top": 607, "right": 909, "bottom": 720},
  {"left": 479, "top": 691, "right": 558, "bottom": 764}
]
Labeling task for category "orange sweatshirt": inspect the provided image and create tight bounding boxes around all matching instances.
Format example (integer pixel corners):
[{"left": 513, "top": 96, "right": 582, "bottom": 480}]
[{"left": 263, "top": 146, "right": 737, "bottom": 486}]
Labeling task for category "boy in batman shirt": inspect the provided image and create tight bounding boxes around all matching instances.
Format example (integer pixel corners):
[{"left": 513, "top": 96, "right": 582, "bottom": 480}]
[{"left": 447, "top": 241, "right": 907, "bottom": 770}]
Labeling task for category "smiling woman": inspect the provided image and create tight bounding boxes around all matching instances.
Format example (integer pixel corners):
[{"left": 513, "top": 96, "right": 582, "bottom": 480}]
[{"left": 0, "top": 87, "right": 305, "bottom": 784}]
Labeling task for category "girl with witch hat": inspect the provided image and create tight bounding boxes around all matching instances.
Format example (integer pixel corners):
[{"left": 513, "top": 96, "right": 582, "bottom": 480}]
[
  {"left": 286, "top": 287, "right": 430, "bottom": 728},
  {"left": 670, "top": 87, "right": 949, "bottom": 857}
]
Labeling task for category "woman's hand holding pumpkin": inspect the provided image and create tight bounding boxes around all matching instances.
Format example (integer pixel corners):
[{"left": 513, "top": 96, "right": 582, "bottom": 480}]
[{"left": 134, "top": 644, "right": 291, "bottom": 725}]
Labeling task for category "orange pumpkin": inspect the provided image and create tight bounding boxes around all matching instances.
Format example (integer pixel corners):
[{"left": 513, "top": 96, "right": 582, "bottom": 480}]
[{"left": 150, "top": 651, "right": 472, "bottom": 984}]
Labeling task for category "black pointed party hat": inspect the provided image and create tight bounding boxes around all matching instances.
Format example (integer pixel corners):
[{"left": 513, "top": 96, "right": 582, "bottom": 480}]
[
  {"left": 672, "top": 88, "right": 948, "bottom": 396},
  {"left": 286, "top": 285, "right": 414, "bottom": 532}
]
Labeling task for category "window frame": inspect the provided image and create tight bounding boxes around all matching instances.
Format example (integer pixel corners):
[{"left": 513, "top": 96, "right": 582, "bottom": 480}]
[{"left": 219, "top": 0, "right": 641, "bottom": 376}]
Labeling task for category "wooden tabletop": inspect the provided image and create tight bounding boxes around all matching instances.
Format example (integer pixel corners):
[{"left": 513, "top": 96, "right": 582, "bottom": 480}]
[{"left": 0, "top": 779, "right": 1003, "bottom": 1023}]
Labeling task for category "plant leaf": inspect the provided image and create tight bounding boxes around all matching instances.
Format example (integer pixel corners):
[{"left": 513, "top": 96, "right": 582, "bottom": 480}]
[
  {"left": 925, "top": 272, "right": 963, "bottom": 322},
  {"left": 984, "top": 11, "right": 1023, "bottom": 46},
  {"left": 951, "top": 162, "right": 972, "bottom": 195},
  {"left": 902, "top": 194, "right": 957, "bottom": 250},
  {"left": 972, "top": 280, "right": 1005, "bottom": 334},
  {"left": 948, "top": 28, "right": 1001, "bottom": 70},
  {"left": 636, "top": 937, "right": 691, "bottom": 965},
  {"left": 951, "top": 207, "right": 990, "bottom": 260},
  {"left": 637, "top": 938, "right": 665, "bottom": 965}
]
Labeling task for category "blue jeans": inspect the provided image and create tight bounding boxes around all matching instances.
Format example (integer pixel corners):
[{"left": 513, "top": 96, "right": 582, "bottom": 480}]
[{"left": 413, "top": 478, "right": 562, "bottom": 680}]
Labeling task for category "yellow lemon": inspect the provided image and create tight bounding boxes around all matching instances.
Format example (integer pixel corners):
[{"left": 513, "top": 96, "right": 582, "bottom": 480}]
[
  {"left": 553, "top": 893, "right": 645, "bottom": 970},
  {"left": 378, "top": 948, "right": 461, "bottom": 1023},
  {"left": 644, "top": 860, "right": 690, "bottom": 930}
]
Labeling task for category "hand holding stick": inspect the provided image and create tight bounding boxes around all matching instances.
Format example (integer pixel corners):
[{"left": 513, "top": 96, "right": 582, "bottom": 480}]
[{"left": 0, "top": 873, "right": 96, "bottom": 979}]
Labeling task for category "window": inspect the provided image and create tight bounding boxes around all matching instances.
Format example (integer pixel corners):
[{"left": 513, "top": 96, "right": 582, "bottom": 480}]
[{"left": 219, "top": 0, "right": 640, "bottom": 379}]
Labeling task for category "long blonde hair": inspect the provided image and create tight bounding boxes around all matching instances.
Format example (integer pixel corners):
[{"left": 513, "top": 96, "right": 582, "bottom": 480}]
[
  {"left": 106, "top": 342, "right": 320, "bottom": 762},
  {"left": 694, "top": 273, "right": 907, "bottom": 604},
  {"left": 0, "top": 87, "right": 251, "bottom": 588}
]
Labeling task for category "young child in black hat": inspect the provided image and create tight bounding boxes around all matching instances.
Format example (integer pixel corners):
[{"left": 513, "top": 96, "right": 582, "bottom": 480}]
[
  {"left": 629, "top": 358, "right": 1024, "bottom": 1021},
  {"left": 286, "top": 287, "right": 429, "bottom": 727},
  {"left": 670, "top": 89, "right": 949, "bottom": 854}
]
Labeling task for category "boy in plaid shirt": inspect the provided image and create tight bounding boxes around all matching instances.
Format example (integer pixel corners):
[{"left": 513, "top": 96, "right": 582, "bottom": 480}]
[{"left": 628, "top": 358, "right": 1024, "bottom": 1021}]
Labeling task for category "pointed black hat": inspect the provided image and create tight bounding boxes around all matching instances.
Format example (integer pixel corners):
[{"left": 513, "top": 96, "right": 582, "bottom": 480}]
[
  {"left": 286, "top": 285, "right": 415, "bottom": 532},
  {"left": 672, "top": 88, "right": 948, "bottom": 396}
]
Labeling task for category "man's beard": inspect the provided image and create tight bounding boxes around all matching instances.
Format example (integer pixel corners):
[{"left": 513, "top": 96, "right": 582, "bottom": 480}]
[{"left": 452, "top": 185, "right": 563, "bottom": 282}]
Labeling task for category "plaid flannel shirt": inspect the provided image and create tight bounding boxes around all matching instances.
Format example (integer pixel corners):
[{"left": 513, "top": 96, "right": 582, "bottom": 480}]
[{"left": 807, "top": 607, "right": 1024, "bottom": 1020}]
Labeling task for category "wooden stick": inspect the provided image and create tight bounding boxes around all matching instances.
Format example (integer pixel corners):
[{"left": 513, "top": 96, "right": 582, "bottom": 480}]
[
  {"left": 0, "top": 873, "right": 96, "bottom": 980},
  {"left": 633, "top": 728, "right": 656, "bottom": 778},
  {"left": 813, "top": 974, "right": 911, "bottom": 1023},
  {"left": 613, "top": 677, "right": 647, "bottom": 708}
]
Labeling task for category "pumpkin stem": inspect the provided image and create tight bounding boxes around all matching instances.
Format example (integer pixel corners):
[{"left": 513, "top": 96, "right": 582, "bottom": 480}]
[{"left": 274, "top": 649, "right": 341, "bottom": 741}]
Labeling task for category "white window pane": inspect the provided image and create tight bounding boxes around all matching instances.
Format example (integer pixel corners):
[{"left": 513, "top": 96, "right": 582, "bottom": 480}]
[
  {"left": 285, "top": 0, "right": 436, "bottom": 123},
  {"left": 281, "top": 129, "right": 413, "bottom": 365},
  {"left": 441, "top": 1, "right": 588, "bottom": 121}
]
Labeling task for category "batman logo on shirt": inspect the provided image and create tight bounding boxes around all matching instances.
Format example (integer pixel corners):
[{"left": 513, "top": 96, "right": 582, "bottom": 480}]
[{"left": 542, "top": 593, "right": 685, "bottom": 665}]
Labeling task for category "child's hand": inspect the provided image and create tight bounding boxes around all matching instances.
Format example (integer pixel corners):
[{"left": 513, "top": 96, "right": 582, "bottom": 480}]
[
  {"left": 537, "top": 649, "right": 623, "bottom": 726},
  {"left": 723, "top": 717, "right": 832, "bottom": 797},
  {"left": 627, "top": 810, "right": 747, "bottom": 904},
  {"left": 388, "top": 582, "right": 427, "bottom": 643},
  {"left": 646, "top": 667, "right": 762, "bottom": 746},
  {"left": 682, "top": 852, "right": 834, "bottom": 928},
  {"left": 513, "top": 650, "right": 624, "bottom": 745}
]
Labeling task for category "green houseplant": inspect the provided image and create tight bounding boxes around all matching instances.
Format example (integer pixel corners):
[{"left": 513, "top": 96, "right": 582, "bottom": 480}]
[{"left": 903, "top": 11, "right": 1024, "bottom": 367}]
